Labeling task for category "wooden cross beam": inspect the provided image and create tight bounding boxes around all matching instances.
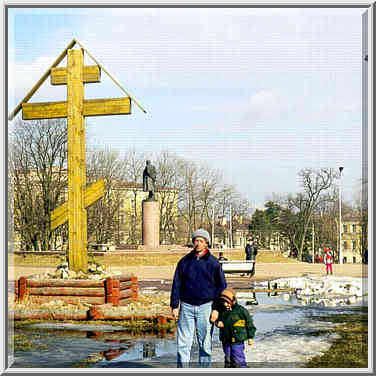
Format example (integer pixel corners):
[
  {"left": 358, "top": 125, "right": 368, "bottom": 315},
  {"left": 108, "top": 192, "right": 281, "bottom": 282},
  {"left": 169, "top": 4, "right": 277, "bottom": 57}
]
[{"left": 19, "top": 47, "right": 132, "bottom": 273}]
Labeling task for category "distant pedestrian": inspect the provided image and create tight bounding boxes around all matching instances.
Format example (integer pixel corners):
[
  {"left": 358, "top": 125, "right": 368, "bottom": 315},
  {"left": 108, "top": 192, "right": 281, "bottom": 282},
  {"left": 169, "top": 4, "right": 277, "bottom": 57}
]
[
  {"left": 245, "top": 240, "right": 257, "bottom": 277},
  {"left": 245, "top": 240, "right": 258, "bottom": 261},
  {"left": 215, "top": 288, "right": 256, "bottom": 368},
  {"left": 363, "top": 249, "right": 368, "bottom": 264},
  {"left": 323, "top": 248, "right": 333, "bottom": 275},
  {"left": 170, "top": 228, "right": 227, "bottom": 367},
  {"left": 218, "top": 252, "right": 228, "bottom": 261}
]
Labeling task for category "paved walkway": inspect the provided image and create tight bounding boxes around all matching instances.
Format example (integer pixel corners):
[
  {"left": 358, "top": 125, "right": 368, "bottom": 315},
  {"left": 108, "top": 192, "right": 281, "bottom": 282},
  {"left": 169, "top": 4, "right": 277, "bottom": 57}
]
[{"left": 9, "top": 263, "right": 367, "bottom": 281}]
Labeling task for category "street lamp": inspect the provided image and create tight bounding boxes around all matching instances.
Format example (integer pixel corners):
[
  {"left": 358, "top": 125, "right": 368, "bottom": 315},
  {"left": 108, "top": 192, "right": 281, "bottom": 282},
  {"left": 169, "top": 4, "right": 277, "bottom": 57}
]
[{"left": 339, "top": 166, "right": 344, "bottom": 264}]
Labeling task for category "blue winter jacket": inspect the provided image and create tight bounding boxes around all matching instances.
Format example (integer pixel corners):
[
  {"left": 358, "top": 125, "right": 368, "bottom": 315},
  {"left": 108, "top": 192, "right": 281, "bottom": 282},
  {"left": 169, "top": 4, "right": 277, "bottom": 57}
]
[{"left": 170, "top": 249, "right": 227, "bottom": 309}]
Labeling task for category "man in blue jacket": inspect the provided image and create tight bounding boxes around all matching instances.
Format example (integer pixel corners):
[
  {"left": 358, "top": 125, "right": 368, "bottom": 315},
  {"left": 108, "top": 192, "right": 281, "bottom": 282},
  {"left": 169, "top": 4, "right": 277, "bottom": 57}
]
[{"left": 170, "top": 228, "right": 227, "bottom": 367}]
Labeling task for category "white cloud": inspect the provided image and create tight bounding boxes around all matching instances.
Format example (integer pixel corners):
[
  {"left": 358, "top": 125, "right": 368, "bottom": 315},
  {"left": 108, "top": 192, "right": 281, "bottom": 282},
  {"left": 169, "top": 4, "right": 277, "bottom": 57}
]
[
  {"left": 8, "top": 7, "right": 364, "bottom": 204},
  {"left": 248, "top": 88, "right": 284, "bottom": 111}
]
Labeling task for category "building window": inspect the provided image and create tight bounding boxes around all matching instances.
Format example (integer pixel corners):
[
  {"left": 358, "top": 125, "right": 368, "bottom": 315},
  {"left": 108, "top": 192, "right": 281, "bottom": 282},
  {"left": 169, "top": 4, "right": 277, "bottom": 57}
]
[
  {"left": 352, "top": 224, "right": 357, "bottom": 233},
  {"left": 343, "top": 241, "right": 348, "bottom": 249},
  {"left": 120, "top": 215, "right": 124, "bottom": 225},
  {"left": 352, "top": 240, "right": 357, "bottom": 250},
  {"left": 120, "top": 198, "right": 124, "bottom": 207},
  {"left": 343, "top": 224, "right": 347, "bottom": 233}
]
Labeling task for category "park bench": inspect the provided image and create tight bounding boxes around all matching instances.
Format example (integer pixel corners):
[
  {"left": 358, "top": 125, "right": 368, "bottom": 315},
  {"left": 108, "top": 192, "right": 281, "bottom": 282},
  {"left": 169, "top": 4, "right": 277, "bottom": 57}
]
[
  {"left": 90, "top": 244, "right": 111, "bottom": 251},
  {"left": 219, "top": 260, "right": 255, "bottom": 276}
]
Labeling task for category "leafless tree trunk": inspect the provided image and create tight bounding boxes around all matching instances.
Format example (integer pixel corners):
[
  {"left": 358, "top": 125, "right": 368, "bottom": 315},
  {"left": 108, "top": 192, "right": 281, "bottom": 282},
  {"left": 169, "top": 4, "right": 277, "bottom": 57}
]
[
  {"left": 123, "top": 148, "right": 146, "bottom": 244},
  {"left": 155, "top": 151, "right": 186, "bottom": 244},
  {"left": 293, "top": 168, "right": 337, "bottom": 261},
  {"left": 10, "top": 119, "right": 67, "bottom": 251},
  {"left": 86, "top": 147, "right": 127, "bottom": 244}
]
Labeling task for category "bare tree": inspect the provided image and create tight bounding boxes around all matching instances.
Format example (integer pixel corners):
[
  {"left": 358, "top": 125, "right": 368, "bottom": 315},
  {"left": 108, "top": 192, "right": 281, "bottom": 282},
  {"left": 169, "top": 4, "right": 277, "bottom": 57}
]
[
  {"left": 155, "top": 151, "right": 186, "bottom": 244},
  {"left": 123, "top": 148, "right": 147, "bottom": 244},
  {"left": 178, "top": 160, "right": 200, "bottom": 242},
  {"left": 10, "top": 119, "right": 67, "bottom": 251},
  {"left": 86, "top": 147, "right": 127, "bottom": 244},
  {"left": 292, "top": 168, "right": 337, "bottom": 260},
  {"left": 196, "top": 164, "right": 223, "bottom": 227}
]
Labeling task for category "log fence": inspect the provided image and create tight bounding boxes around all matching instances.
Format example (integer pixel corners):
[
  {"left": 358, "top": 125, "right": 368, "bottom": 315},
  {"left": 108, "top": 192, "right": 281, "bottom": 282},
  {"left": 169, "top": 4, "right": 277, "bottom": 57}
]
[{"left": 9, "top": 273, "right": 138, "bottom": 307}]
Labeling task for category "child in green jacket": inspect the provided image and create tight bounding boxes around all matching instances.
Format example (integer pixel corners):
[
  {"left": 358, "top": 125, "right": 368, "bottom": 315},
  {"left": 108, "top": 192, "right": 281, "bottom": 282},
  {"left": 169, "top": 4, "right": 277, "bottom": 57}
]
[{"left": 215, "top": 288, "right": 256, "bottom": 368}]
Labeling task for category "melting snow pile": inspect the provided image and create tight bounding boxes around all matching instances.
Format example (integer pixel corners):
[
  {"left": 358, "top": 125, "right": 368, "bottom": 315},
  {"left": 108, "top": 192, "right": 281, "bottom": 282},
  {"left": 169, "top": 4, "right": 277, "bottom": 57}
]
[
  {"left": 30, "top": 261, "right": 121, "bottom": 280},
  {"left": 263, "top": 276, "right": 367, "bottom": 307}
]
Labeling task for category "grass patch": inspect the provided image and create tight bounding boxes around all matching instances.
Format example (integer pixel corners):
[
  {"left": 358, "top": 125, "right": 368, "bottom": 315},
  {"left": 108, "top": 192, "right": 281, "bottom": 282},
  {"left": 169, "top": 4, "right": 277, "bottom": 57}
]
[
  {"left": 11, "top": 254, "right": 67, "bottom": 267},
  {"left": 11, "top": 333, "right": 49, "bottom": 352},
  {"left": 11, "top": 250, "right": 298, "bottom": 268},
  {"left": 305, "top": 311, "right": 368, "bottom": 368}
]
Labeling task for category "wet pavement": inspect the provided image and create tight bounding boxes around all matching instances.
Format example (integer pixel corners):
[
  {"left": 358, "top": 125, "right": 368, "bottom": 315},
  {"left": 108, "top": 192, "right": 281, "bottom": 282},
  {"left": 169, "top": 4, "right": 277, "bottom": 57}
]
[{"left": 10, "top": 289, "right": 367, "bottom": 369}]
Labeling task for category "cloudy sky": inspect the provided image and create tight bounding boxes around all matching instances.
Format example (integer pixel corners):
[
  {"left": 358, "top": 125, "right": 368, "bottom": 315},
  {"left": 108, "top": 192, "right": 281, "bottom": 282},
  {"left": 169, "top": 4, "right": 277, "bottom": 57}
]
[{"left": 7, "top": 6, "right": 367, "bottom": 207}]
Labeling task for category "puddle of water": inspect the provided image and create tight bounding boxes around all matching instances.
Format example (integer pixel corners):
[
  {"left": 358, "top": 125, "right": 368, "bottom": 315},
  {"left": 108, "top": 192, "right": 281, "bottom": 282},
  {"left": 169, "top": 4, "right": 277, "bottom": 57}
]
[{"left": 10, "top": 292, "right": 367, "bottom": 368}]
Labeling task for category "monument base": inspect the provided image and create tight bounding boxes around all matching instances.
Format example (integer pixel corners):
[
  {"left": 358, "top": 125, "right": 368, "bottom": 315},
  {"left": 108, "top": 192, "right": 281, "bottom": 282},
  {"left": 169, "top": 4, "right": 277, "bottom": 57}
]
[{"left": 142, "top": 200, "right": 160, "bottom": 248}]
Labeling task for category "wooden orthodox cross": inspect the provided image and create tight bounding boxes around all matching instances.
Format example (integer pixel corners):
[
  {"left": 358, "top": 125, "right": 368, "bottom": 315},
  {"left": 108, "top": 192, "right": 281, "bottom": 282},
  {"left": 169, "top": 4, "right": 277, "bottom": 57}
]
[{"left": 9, "top": 40, "right": 144, "bottom": 273}]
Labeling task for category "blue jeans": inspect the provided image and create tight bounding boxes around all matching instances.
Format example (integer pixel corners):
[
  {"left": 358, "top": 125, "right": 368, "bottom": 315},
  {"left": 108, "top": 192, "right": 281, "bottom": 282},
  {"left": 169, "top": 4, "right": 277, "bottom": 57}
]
[
  {"left": 222, "top": 343, "right": 247, "bottom": 367},
  {"left": 176, "top": 301, "right": 214, "bottom": 367}
]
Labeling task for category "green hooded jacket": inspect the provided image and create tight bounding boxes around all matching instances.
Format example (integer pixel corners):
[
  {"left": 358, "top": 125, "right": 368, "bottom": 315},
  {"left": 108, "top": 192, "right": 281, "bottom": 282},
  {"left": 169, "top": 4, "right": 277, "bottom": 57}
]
[{"left": 218, "top": 302, "right": 256, "bottom": 344}]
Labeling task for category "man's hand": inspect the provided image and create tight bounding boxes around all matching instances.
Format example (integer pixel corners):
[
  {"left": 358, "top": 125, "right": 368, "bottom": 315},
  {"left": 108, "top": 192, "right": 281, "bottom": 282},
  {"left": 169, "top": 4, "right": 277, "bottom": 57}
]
[
  {"left": 248, "top": 339, "right": 254, "bottom": 345},
  {"left": 172, "top": 308, "right": 179, "bottom": 320},
  {"left": 216, "top": 320, "right": 224, "bottom": 328},
  {"left": 210, "top": 310, "right": 219, "bottom": 323}
]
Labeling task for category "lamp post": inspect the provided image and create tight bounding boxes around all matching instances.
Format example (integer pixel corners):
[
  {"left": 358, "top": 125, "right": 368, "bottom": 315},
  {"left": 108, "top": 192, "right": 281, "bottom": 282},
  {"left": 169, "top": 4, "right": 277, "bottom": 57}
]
[
  {"left": 312, "top": 221, "right": 315, "bottom": 264},
  {"left": 212, "top": 206, "right": 215, "bottom": 249},
  {"left": 229, "top": 205, "right": 233, "bottom": 248},
  {"left": 339, "top": 166, "right": 344, "bottom": 264}
]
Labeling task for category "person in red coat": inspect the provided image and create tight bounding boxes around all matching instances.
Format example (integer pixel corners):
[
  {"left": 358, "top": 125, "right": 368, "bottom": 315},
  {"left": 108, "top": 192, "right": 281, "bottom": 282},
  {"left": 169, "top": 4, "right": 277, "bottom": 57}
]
[{"left": 323, "top": 248, "right": 334, "bottom": 275}]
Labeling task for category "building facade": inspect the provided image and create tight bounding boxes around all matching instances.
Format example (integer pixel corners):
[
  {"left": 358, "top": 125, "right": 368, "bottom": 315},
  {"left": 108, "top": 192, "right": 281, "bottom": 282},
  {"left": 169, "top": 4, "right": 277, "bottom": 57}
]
[
  {"left": 13, "top": 173, "right": 178, "bottom": 250},
  {"left": 341, "top": 217, "right": 363, "bottom": 263}
]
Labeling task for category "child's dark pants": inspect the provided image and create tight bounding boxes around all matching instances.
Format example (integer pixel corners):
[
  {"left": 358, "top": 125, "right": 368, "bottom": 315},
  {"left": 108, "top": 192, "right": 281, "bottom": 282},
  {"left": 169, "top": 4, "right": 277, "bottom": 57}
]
[{"left": 222, "top": 343, "right": 247, "bottom": 367}]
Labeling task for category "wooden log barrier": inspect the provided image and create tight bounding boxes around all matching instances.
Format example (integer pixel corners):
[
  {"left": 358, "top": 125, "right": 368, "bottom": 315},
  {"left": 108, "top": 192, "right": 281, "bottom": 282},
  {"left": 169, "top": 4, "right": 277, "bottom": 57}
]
[
  {"left": 120, "top": 288, "right": 134, "bottom": 300},
  {"left": 88, "top": 306, "right": 104, "bottom": 320},
  {"left": 116, "top": 274, "right": 138, "bottom": 304},
  {"left": 105, "top": 277, "right": 113, "bottom": 304},
  {"left": 119, "top": 297, "right": 134, "bottom": 306},
  {"left": 26, "top": 279, "right": 105, "bottom": 288},
  {"left": 112, "top": 279, "right": 120, "bottom": 307},
  {"left": 114, "top": 273, "right": 135, "bottom": 282},
  {"left": 27, "top": 287, "right": 105, "bottom": 297},
  {"left": 120, "top": 280, "right": 133, "bottom": 290},
  {"left": 14, "top": 274, "right": 138, "bottom": 306},
  {"left": 19, "top": 277, "right": 27, "bottom": 300},
  {"left": 28, "top": 295, "right": 106, "bottom": 305},
  {"left": 130, "top": 276, "right": 138, "bottom": 300}
]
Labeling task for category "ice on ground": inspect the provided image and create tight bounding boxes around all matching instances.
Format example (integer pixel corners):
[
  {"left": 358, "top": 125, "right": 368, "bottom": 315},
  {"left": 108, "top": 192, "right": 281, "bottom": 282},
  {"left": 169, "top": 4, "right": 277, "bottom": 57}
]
[
  {"left": 244, "top": 332, "right": 340, "bottom": 364},
  {"left": 269, "top": 276, "right": 367, "bottom": 298}
]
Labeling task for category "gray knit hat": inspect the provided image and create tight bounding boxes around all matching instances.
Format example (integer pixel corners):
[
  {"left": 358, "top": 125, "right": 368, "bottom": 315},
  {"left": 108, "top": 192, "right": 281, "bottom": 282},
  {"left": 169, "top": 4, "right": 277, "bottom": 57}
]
[{"left": 192, "top": 228, "right": 211, "bottom": 246}]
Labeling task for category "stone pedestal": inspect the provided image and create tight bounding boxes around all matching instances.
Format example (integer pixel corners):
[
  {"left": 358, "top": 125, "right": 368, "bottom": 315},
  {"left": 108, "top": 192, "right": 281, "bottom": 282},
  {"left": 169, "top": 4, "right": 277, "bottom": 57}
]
[{"left": 142, "top": 200, "right": 160, "bottom": 248}]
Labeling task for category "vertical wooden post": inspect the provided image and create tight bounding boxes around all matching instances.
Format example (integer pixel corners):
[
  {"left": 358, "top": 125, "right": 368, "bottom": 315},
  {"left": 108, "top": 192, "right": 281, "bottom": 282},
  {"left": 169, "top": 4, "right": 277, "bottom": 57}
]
[
  {"left": 67, "top": 48, "right": 87, "bottom": 273},
  {"left": 130, "top": 276, "right": 138, "bottom": 300},
  {"left": 105, "top": 277, "right": 113, "bottom": 304},
  {"left": 18, "top": 277, "right": 27, "bottom": 300},
  {"left": 112, "top": 279, "right": 120, "bottom": 306}
]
